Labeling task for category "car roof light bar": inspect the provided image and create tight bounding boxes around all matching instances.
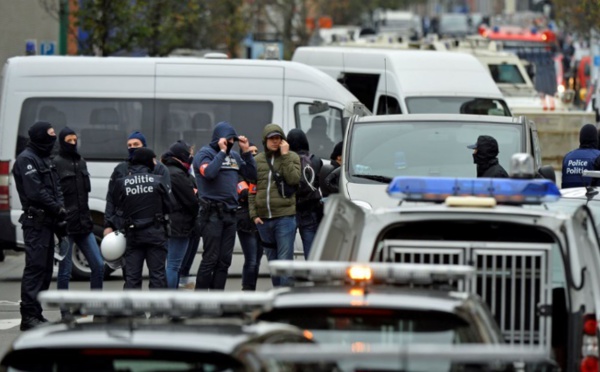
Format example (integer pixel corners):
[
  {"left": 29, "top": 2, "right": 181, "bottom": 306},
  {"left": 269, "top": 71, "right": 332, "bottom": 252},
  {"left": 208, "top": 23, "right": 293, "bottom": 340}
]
[
  {"left": 38, "top": 290, "right": 274, "bottom": 317},
  {"left": 269, "top": 261, "right": 474, "bottom": 285},
  {"left": 256, "top": 344, "right": 551, "bottom": 363},
  {"left": 387, "top": 176, "right": 560, "bottom": 205}
]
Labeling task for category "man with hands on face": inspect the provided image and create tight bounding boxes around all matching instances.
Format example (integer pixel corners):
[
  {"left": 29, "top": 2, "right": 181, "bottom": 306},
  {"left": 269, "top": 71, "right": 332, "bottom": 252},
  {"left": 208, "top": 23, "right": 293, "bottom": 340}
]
[
  {"left": 249, "top": 124, "right": 301, "bottom": 287},
  {"left": 192, "top": 121, "right": 257, "bottom": 290}
]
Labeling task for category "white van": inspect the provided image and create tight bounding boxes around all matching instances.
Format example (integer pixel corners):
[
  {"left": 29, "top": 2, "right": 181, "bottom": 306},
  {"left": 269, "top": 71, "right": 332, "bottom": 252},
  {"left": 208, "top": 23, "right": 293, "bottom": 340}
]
[
  {"left": 292, "top": 47, "right": 511, "bottom": 116},
  {"left": 0, "top": 56, "right": 364, "bottom": 274}
]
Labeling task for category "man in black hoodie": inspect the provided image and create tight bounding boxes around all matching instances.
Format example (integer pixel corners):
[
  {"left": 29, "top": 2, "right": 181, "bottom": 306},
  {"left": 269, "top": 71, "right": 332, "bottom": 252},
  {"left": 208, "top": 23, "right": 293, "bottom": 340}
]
[
  {"left": 467, "top": 135, "right": 509, "bottom": 178},
  {"left": 53, "top": 127, "right": 104, "bottom": 318},
  {"left": 13, "top": 121, "right": 65, "bottom": 330},
  {"left": 112, "top": 148, "right": 172, "bottom": 289},
  {"left": 287, "top": 128, "right": 323, "bottom": 258},
  {"left": 161, "top": 140, "right": 199, "bottom": 289},
  {"left": 319, "top": 141, "right": 343, "bottom": 197}
]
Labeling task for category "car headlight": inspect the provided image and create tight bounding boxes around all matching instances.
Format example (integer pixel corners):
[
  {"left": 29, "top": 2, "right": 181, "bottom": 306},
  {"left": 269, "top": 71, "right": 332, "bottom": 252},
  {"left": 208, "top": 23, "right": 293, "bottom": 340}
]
[{"left": 352, "top": 200, "right": 372, "bottom": 211}]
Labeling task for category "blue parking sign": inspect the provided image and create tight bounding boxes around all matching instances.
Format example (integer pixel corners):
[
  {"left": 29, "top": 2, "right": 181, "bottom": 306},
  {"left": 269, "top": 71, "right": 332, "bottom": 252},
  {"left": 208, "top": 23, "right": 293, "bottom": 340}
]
[
  {"left": 594, "top": 55, "right": 600, "bottom": 67},
  {"left": 40, "top": 41, "right": 56, "bottom": 55}
]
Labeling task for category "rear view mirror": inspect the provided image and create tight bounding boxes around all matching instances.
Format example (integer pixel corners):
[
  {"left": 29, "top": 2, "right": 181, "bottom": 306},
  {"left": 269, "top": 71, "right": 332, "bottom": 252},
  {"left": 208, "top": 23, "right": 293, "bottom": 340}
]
[
  {"left": 309, "top": 101, "right": 330, "bottom": 115},
  {"left": 538, "top": 165, "right": 556, "bottom": 183}
]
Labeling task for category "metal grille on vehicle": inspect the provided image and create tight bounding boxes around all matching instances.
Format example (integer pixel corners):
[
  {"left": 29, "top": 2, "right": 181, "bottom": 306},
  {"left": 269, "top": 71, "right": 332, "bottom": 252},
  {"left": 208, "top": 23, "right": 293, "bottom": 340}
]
[{"left": 376, "top": 240, "right": 553, "bottom": 350}]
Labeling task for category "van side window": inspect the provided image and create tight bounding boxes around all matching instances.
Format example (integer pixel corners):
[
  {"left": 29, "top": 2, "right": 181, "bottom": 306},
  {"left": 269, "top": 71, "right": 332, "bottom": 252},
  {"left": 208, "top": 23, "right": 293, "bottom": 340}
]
[
  {"left": 530, "top": 127, "right": 542, "bottom": 167},
  {"left": 337, "top": 73, "right": 379, "bottom": 112},
  {"left": 376, "top": 96, "right": 402, "bottom": 115},
  {"left": 294, "top": 103, "right": 343, "bottom": 159}
]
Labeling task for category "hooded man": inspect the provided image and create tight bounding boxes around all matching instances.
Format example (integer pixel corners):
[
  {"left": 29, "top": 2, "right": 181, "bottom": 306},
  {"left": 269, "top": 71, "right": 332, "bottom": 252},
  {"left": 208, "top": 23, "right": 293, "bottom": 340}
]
[
  {"left": 12, "top": 121, "right": 65, "bottom": 330},
  {"left": 104, "top": 131, "right": 171, "bottom": 237},
  {"left": 467, "top": 135, "right": 509, "bottom": 178},
  {"left": 319, "top": 141, "right": 343, "bottom": 197},
  {"left": 161, "top": 140, "right": 199, "bottom": 289},
  {"left": 53, "top": 127, "right": 104, "bottom": 319},
  {"left": 287, "top": 128, "right": 323, "bottom": 259},
  {"left": 112, "top": 148, "right": 172, "bottom": 289},
  {"left": 249, "top": 124, "right": 301, "bottom": 287},
  {"left": 192, "top": 121, "right": 256, "bottom": 290},
  {"left": 562, "top": 124, "right": 600, "bottom": 188}
]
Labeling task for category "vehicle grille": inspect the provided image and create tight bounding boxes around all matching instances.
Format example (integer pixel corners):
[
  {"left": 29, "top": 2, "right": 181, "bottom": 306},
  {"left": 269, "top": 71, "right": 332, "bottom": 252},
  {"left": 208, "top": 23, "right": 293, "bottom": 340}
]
[{"left": 376, "top": 240, "right": 553, "bottom": 349}]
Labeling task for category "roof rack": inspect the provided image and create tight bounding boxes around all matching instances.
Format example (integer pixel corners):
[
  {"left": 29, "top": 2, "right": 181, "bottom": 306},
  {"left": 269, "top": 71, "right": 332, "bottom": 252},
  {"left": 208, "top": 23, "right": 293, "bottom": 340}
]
[
  {"left": 38, "top": 290, "right": 274, "bottom": 318},
  {"left": 255, "top": 344, "right": 553, "bottom": 364},
  {"left": 269, "top": 261, "right": 474, "bottom": 286}
]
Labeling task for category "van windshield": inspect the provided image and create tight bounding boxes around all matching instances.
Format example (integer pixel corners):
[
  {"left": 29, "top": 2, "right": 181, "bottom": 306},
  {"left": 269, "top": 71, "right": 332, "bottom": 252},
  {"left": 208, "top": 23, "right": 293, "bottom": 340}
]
[
  {"left": 489, "top": 64, "right": 527, "bottom": 84},
  {"left": 405, "top": 97, "right": 511, "bottom": 116},
  {"left": 348, "top": 120, "right": 522, "bottom": 181}
]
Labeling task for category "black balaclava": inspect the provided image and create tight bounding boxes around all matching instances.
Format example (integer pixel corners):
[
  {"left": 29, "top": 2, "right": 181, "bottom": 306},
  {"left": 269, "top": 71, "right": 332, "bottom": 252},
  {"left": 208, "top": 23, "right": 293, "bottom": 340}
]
[
  {"left": 127, "top": 131, "right": 147, "bottom": 160},
  {"left": 131, "top": 148, "right": 156, "bottom": 172},
  {"left": 287, "top": 128, "right": 310, "bottom": 153},
  {"left": 27, "top": 121, "right": 56, "bottom": 157},
  {"left": 58, "top": 127, "right": 78, "bottom": 156},
  {"left": 169, "top": 140, "right": 192, "bottom": 169},
  {"left": 579, "top": 124, "right": 598, "bottom": 149}
]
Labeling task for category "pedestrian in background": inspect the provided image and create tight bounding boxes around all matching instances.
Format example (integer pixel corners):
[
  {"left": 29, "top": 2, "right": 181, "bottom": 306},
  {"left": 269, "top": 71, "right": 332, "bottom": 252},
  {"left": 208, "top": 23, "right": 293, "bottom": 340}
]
[
  {"left": 562, "top": 124, "right": 600, "bottom": 188},
  {"left": 319, "top": 141, "right": 343, "bottom": 197},
  {"left": 104, "top": 131, "right": 171, "bottom": 237},
  {"left": 287, "top": 128, "right": 323, "bottom": 258},
  {"left": 236, "top": 142, "right": 263, "bottom": 291},
  {"left": 192, "top": 122, "right": 256, "bottom": 290},
  {"left": 13, "top": 121, "right": 65, "bottom": 330},
  {"left": 53, "top": 127, "right": 104, "bottom": 319},
  {"left": 249, "top": 124, "right": 301, "bottom": 287},
  {"left": 161, "top": 140, "right": 198, "bottom": 289},
  {"left": 112, "top": 148, "right": 172, "bottom": 289},
  {"left": 467, "top": 135, "right": 509, "bottom": 178}
]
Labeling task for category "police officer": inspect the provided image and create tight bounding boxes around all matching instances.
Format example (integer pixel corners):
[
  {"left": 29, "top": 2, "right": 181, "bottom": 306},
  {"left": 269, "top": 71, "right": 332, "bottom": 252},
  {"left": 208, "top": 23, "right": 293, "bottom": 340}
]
[
  {"left": 12, "top": 121, "right": 66, "bottom": 330},
  {"left": 53, "top": 127, "right": 104, "bottom": 319},
  {"left": 192, "top": 121, "right": 257, "bottom": 290},
  {"left": 467, "top": 135, "right": 509, "bottom": 178},
  {"left": 112, "top": 148, "right": 172, "bottom": 289},
  {"left": 562, "top": 124, "right": 600, "bottom": 188},
  {"left": 104, "top": 131, "right": 170, "bottom": 236}
]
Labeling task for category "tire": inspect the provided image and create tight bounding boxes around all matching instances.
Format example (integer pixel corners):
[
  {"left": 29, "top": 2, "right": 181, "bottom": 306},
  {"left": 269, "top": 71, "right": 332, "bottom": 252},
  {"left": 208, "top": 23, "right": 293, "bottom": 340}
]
[
  {"left": 70, "top": 225, "right": 115, "bottom": 281},
  {"left": 0, "top": 249, "right": 5, "bottom": 262}
]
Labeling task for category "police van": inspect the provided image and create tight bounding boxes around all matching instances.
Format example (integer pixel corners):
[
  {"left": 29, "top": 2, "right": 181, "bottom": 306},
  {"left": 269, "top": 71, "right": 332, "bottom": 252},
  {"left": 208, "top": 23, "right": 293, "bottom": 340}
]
[
  {"left": 310, "top": 175, "right": 600, "bottom": 371},
  {"left": 0, "top": 56, "right": 366, "bottom": 274}
]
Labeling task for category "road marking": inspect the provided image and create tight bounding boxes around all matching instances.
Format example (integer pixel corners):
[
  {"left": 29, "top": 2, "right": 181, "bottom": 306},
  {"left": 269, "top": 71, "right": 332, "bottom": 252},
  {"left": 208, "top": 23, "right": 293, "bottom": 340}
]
[
  {"left": 0, "top": 301, "right": 19, "bottom": 306},
  {"left": 0, "top": 319, "right": 20, "bottom": 330}
]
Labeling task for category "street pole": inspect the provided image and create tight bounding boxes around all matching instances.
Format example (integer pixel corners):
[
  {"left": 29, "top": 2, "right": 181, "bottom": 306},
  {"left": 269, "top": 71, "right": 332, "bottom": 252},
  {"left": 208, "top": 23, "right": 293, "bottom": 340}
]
[{"left": 59, "top": 0, "right": 68, "bottom": 55}]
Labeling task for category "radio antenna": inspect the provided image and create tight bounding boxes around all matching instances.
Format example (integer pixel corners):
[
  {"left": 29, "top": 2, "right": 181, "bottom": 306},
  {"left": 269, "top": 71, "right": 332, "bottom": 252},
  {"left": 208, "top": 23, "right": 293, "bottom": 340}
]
[{"left": 384, "top": 58, "right": 389, "bottom": 115}]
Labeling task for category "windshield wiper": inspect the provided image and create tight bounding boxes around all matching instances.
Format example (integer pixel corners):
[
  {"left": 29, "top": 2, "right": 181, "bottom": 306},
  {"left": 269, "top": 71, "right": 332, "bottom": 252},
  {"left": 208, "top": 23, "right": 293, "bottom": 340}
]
[{"left": 352, "top": 174, "right": 393, "bottom": 183}]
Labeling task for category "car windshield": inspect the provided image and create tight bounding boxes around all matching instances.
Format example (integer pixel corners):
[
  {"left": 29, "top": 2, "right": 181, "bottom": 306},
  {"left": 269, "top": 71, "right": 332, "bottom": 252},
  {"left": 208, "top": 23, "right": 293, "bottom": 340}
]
[
  {"left": 260, "top": 307, "right": 479, "bottom": 344},
  {"left": 348, "top": 120, "right": 522, "bottom": 181},
  {"left": 405, "top": 97, "right": 511, "bottom": 116},
  {"left": 489, "top": 64, "right": 527, "bottom": 84},
  {"left": 527, "top": 197, "right": 600, "bottom": 229}
]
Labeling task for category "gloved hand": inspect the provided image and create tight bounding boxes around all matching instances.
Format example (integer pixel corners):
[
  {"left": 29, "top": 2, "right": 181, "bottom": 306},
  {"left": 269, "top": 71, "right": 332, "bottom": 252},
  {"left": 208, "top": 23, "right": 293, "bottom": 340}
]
[
  {"left": 56, "top": 207, "right": 67, "bottom": 222},
  {"left": 55, "top": 221, "right": 68, "bottom": 238}
]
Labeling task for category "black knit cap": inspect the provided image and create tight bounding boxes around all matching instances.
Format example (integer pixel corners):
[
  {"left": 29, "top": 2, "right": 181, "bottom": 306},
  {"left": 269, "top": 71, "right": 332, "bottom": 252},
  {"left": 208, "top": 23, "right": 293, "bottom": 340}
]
[
  {"left": 169, "top": 140, "right": 191, "bottom": 164},
  {"left": 580, "top": 123, "right": 598, "bottom": 148},
  {"left": 131, "top": 148, "right": 156, "bottom": 171}
]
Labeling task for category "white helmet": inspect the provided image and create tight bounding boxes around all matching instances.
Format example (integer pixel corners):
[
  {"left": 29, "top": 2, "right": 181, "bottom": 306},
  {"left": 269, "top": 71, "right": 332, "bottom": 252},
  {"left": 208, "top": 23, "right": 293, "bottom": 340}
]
[{"left": 100, "top": 231, "right": 126, "bottom": 262}]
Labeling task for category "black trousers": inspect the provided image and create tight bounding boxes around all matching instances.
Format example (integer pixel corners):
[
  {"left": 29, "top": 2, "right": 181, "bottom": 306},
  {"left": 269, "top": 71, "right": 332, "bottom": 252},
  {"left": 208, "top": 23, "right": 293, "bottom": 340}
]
[
  {"left": 195, "top": 209, "right": 236, "bottom": 290},
  {"left": 123, "top": 229, "right": 167, "bottom": 289},
  {"left": 20, "top": 224, "right": 54, "bottom": 319}
]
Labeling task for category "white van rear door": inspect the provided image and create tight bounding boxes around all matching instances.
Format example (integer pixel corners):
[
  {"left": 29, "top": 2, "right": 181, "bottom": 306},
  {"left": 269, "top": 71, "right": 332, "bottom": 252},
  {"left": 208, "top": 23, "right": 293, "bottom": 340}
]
[{"left": 308, "top": 194, "right": 365, "bottom": 261}]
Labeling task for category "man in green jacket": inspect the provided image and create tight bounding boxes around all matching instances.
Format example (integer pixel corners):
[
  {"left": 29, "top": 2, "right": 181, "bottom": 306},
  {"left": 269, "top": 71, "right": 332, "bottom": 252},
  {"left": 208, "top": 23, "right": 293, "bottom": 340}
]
[{"left": 249, "top": 124, "right": 301, "bottom": 287}]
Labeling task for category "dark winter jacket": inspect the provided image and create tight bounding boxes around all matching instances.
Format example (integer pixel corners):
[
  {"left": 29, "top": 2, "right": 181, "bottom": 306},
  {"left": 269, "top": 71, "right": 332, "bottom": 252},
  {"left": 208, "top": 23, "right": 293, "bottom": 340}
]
[
  {"left": 473, "top": 136, "right": 509, "bottom": 178},
  {"left": 13, "top": 146, "right": 64, "bottom": 221},
  {"left": 162, "top": 157, "right": 199, "bottom": 237},
  {"left": 192, "top": 122, "right": 257, "bottom": 210},
  {"left": 104, "top": 158, "right": 170, "bottom": 230},
  {"left": 53, "top": 151, "right": 94, "bottom": 235},
  {"left": 287, "top": 128, "right": 323, "bottom": 211},
  {"left": 249, "top": 124, "right": 301, "bottom": 220}
]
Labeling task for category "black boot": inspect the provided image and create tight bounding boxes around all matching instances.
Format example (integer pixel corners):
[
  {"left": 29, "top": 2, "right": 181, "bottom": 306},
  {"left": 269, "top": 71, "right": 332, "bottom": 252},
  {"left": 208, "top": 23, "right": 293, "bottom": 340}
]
[{"left": 20, "top": 316, "right": 43, "bottom": 331}]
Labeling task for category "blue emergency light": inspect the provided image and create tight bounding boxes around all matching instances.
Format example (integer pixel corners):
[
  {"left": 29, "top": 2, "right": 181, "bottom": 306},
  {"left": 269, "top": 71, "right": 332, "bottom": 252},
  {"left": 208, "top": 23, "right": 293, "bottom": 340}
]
[{"left": 386, "top": 177, "right": 561, "bottom": 205}]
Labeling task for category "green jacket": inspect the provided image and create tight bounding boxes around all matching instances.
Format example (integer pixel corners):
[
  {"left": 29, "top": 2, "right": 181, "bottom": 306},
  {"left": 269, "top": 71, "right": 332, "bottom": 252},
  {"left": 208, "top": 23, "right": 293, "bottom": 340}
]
[{"left": 249, "top": 124, "right": 301, "bottom": 220}]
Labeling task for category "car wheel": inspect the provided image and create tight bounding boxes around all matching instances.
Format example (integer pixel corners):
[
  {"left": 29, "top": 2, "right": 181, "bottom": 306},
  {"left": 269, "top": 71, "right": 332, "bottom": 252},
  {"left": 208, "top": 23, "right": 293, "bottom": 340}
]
[
  {"left": 70, "top": 225, "right": 115, "bottom": 281},
  {"left": 0, "top": 249, "right": 5, "bottom": 262}
]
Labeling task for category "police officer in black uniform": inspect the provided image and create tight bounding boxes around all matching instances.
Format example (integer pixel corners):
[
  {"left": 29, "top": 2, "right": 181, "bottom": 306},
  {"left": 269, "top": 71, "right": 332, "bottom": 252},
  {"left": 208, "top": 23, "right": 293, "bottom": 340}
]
[
  {"left": 112, "top": 148, "right": 172, "bottom": 289},
  {"left": 12, "top": 121, "right": 66, "bottom": 331}
]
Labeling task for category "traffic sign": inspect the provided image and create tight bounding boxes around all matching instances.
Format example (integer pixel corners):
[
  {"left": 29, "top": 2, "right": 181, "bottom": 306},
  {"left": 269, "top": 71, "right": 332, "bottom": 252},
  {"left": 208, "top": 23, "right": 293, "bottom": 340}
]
[{"left": 40, "top": 41, "right": 56, "bottom": 56}]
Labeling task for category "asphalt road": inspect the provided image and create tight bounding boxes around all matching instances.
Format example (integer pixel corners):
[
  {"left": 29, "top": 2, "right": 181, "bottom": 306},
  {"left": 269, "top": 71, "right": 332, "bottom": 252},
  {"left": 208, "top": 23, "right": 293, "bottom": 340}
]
[{"left": 0, "top": 250, "right": 274, "bottom": 358}]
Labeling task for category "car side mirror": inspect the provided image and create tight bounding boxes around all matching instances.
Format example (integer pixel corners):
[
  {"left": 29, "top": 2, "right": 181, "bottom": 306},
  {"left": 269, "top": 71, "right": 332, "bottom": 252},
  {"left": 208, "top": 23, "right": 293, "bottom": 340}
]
[{"left": 538, "top": 165, "right": 556, "bottom": 183}]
